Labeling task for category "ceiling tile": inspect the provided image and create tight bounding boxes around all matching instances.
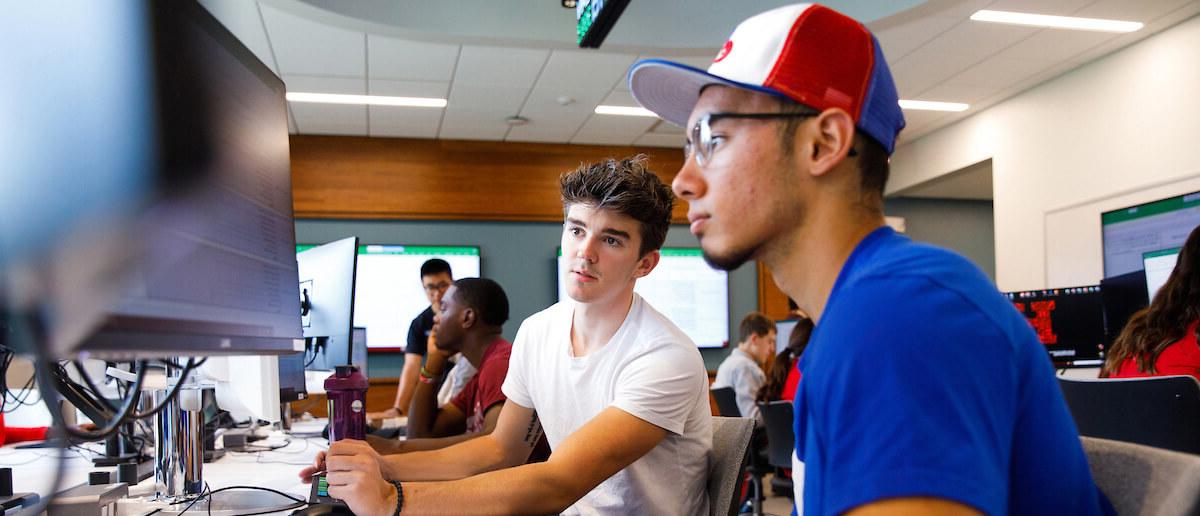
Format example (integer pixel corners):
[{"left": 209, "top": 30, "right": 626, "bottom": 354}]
[
  {"left": 515, "top": 88, "right": 597, "bottom": 133},
  {"left": 601, "top": 90, "right": 638, "bottom": 106},
  {"left": 918, "top": 20, "right": 1040, "bottom": 61},
  {"left": 289, "top": 103, "right": 366, "bottom": 135},
  {"left": 1076, "top": 0, "right": 1195, "bottom": 20},
  {"left": 447, "top": 83, "right": 528, "bottom": 112},
  {"left": 571, "top": 113, "right": 658, "bottom": 146},
  {"left": 533, "top": 50, "right": 637, "bottom": 97},
  {"left": 368, "top": 35, "right": 459, "bottom": 81},
  {"left": 903, "top": 0, "right": 991, "bottom": 21},
  {"left": 198, "top": 0, "right": 278, "bottom": 74},
  {"left": 891, "top": 49, "right": 983, "bottom": 97},
  {"left": 635, "top": 133, "right": 685, "bottom": 148},
  {"left": 943, "top": 56, "right": 1057, "bottom": 91},
  {"left": 368, "top": 105, "right": 442, "bottom": 138},
  {"left": 650, "top": 120, "right": 685, "bottom": 135},
  {"left": 915, "top": 81, "right": 994, "bottom": 105},
  {"left": 1000, "top": 29, "right": 1117, "bottom": 62},
  {"left": 283, "top": 75, "right": 366, "bottom": 95},
  {"left": 874, "top": 16, "right": 962, "bottom": 61},
  {"left": 454, "top": 46, "right": 548, "bottom": 88},
  {"left": 367, "top": 79, "right": 449, "bottom": 98},
  {"left": 259, "top": 4, "right": 364, "bottom": 77},
  {"left": 438, "top": 108, "right": 512, "bottom": 141},
  {"left": 986, "top": 0, "right": 1093, "bottom": 14}
]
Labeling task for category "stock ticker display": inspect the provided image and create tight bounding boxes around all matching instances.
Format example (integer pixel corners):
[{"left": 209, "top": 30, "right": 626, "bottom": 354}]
[{"left": 1006, "top": 286, "right": 1107, "bottom": 367}]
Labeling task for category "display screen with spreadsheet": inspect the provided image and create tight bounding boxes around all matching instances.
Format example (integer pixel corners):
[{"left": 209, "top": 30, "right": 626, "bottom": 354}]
[
  {"left": 557, "top": 247, "right": 729, "bottom": 348},
  {"left": 1102, "top": 191, "right": 1200, "bottom": 277}
]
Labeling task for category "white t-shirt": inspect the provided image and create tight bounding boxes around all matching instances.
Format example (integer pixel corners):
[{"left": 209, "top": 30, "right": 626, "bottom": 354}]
[{"left": 502, "top": 294, "right": 713, "bottom": 515}]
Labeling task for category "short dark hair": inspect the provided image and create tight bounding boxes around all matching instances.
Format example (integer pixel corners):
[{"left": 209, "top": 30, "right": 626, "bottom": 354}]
[
  {"left": 451, "top": 277, "right": 509, "bottom": 327},
  {"left": 419, "top": 258, "right": 452, "bottom": 279},
  {"left": 776, "top": 98, "right": 889, "bottom": 212},
  {"left": 738, "top": 312, "right": 775, "bottom": 343},
  {"left": 560, "top": 155, "right": 674, "bottom": 257}
]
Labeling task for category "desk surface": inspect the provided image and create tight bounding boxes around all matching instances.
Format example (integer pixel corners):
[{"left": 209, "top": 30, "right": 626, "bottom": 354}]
[{"left": 3, "top": 418, "right": 328, "bottom": 516}]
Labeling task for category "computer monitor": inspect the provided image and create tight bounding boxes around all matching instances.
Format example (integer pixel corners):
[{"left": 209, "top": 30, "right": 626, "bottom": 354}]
[
  {"left": 775, "top": 319, "right": 798, "bottom": 354},
  {"left": 1100, "top": 270, "right": 1149, "bottom": 346},
  {"left": 277, "top": 351, "right": 307, "bottom": 404},
  {"left": 1143, "top": 248, "right": 1180, "bottom": 301},
  {"left": 196, "top": 355, "right": 281, "bottom": 424},
  {"left": 297, "top": 237, "right": 359, "bottom": 371},
  {"left": 71, "top": 0, "right": 302, "bottom": 358},
  {"left": 1005, "top": 286, "right": 1107, "bottom": 368},
  {"left": 351, "top": 327, "right": 368, "bottom": 377},
  {"left": 1101, "top": 191, "right": 1200, "bottom": 277},
  {"left": 557, "top": 247, "right": 730, "bottom": 348}
]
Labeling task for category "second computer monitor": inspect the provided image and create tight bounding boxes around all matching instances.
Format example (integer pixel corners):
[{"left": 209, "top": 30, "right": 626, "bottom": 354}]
[
  {"left": 1006, "top": 286, "right": 1106, "bottom": 368},
  {"left": 297, "top": 236, "right": 358, "bottom": 371}
]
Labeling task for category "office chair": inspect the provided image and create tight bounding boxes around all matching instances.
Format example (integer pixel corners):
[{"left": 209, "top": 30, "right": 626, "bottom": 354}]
[
  {"left": 1082, "top": 436, "right": 1200, "bottom": 515},
  {"left": 710, "top": 387, "right": 765, "bottom": 515},
  {"left": 1058, "top": 376, "right": 1200, "bottom": 455},
  {"left": 709, "top": 417, "right": 755, "bottom": 516},
  {"left": 758, "top": 400, "right": 795, "bottom": 497}
]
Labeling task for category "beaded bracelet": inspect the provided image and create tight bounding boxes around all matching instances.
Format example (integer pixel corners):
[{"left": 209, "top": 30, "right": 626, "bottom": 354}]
[{"left": 390, "top": 480, "right": 405, "bottom": 515}]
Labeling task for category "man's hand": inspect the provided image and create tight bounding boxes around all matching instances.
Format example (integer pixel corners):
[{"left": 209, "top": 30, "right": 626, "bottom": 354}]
[
  {"left": 325, "top": 439, "right": 395, "bottom": 479},
  {"left": 326, "top": 441, "right": 399, "bottom": 516},
  {"left": 298, "top": 451, "right": 326, "bottom": 484}
]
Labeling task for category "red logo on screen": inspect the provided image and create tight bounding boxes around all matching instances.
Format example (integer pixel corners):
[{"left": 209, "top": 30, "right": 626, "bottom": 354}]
[
  {"left": 1014, "top": 299, "right": 1059, "bottom": 345},
  {"left": 714, "top": 40, "right": 733, "bottom": 63}
]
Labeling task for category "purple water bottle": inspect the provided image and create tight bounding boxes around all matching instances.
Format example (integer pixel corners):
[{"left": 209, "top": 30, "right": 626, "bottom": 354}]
[{"left": 325, "top": 365, "right": 368, "bottom": 442}]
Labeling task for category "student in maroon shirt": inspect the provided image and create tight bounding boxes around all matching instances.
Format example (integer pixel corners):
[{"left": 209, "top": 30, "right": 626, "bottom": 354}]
[
  {"left": 1103, "top": 225, "right": 1200, "bottom": 382},
  {"left": 364, "top": 277, "right": 513, "bottom": 454},
  {"left": 0, "top": 412, "right": 48, "bottom": 445}
]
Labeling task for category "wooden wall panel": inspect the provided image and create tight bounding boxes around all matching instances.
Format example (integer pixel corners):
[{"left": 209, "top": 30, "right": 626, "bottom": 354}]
[
  {"left": 757, "top": 262, "right": 793, "bottom": 321},
  {"left": 290, "top": 136, "right": 687, "bottom": 223}
]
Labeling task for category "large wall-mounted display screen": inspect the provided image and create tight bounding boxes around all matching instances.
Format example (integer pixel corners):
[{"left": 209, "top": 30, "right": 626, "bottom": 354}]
[
  {"left": 557, "top": 247, "right": 730, "bottom": 348},
  {"left": 1102, "top": 190, "right": 1200, "bottom": 277},
  {"left": 299, "top": 245, "right": 480, "bottom": 351}
]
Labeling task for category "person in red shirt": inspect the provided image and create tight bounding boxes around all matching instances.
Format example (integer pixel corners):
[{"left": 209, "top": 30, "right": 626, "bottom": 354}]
[
  {"left": 0, "top": 412, "right": 49, "bottom": 445},
  {"left": 1103, "top": 225, "right": 1200, "bottom": 381},
  {"left": 362, "top": 278, "right": 514, "bottom": 454},
  {"left": 758, "top": 317, "right": 814, "bottom": 403}
]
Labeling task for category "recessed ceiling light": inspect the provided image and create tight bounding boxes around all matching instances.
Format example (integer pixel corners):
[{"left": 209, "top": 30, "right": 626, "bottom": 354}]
[
  {"left": 594, "top": 105, "right": 657, "bottom": 117},
  {"left": 899, "top": 100, "right": 969, "bottom": 112},
  {"left": 285, "top": 92, "right": 446, "bottom": 108},
  {"left": 970, "top": 10, "right": 1142, "bottom": 33}
]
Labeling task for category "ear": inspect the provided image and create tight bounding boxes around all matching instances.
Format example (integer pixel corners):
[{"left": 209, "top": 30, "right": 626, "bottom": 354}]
[
  {"left": 461, "top": 308, "right": 476, "bottom": 329},
  {"left": 804, "top": 108, "right": 856, "bottom": 178},
  {"left": 633, "top": 249, "right": 661, "bottom": 279}
]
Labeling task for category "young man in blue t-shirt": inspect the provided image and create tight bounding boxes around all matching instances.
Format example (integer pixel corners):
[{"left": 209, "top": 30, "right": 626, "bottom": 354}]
[{"left": 630, "top": 3, "right": 1113, "bottom": 515}]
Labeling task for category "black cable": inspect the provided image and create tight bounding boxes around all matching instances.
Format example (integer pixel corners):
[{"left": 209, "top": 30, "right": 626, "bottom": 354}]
[
  {"left": 72, "top": 360, "right": 116, "bottom": 411},
  {"left": 52, "top": 359, "right": 147, "bottom": 440},
  {"left": 175, "top": 484, "right": 307, "bottom": 516},
  {"left": 128, "top": 357, "right": 207, "bottom": 420}
]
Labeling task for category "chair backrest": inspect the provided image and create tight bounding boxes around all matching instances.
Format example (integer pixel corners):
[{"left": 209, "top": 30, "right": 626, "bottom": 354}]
[
  {"left": 711, "top": 387, "right": 741, "bottom": 418},
  {"left": 1058, "top": 376, "right": 1200, "bottom": 454},
  {"left": 1082, "top": 436, "right": 1200, "bottom": 515},
  {"left": 758, "top": 400, "right": 795, "bottom": 469},
  {"left": 708, "top": 416, "right": 754, "bottom": 516}
]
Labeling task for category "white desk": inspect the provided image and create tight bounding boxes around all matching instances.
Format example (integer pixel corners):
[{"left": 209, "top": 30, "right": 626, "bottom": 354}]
[{"left": 4, "top": 418, "right": 328, "bottom": 516}]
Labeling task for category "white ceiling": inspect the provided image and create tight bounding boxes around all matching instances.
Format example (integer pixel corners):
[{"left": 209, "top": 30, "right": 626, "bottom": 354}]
[{"left": 199, "top": 0, "right": 1200, "bottom": 148}]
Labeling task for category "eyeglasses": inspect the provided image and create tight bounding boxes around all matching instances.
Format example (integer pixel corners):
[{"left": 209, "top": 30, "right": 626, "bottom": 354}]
[
  {"left": 422, "top": 282, "right": 451, "bottom": 293},
  {"left": 684, "top": 110, "right": 855, "bottom": 167}
]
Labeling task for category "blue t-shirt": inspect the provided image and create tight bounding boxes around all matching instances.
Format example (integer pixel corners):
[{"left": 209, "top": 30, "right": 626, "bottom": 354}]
[{"left": 793, "top": 226, "right": 1112, "bottom": 515}]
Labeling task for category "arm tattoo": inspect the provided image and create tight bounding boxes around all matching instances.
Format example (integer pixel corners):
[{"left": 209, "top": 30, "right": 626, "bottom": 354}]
[{"left": 522, "top": 412, "right": 544, "bottom": 447}]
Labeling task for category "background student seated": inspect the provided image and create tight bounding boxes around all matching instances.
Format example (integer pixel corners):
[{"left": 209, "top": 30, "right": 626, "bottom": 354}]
[
  {"left": 1103, "top": 224, "right": 1200, "bottom": 382},
  {"left": 712, "top": 312, "right": 775, "bottom": 422},
  {"left": 758, "top": 316, "right": 813, "bottom": 404},
  {"left": 368, "top": 278, "right": 517, "bottom": 455}
]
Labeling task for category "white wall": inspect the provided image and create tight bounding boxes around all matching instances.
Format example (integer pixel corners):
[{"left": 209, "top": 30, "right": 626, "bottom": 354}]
[{"left": 889, "top": 14, "right": 1200, "bottom": 292}]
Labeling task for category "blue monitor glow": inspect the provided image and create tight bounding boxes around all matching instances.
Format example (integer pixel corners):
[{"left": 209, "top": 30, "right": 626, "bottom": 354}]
[
  {"left": 297, "top": 237, "right": 359, "bottom": 371},
  {"left": 557, "top": 247, "right": 730, "bottom": 348}
]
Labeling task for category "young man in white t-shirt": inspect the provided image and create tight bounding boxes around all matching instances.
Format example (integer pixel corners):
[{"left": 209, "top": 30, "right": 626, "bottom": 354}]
[{"left": 301, "top": 155, "right": 713, "bottom": 515}]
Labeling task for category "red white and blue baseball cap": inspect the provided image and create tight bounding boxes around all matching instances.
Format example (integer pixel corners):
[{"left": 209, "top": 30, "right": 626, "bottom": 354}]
[{"left": 629, "top": 3, "right": 906, "bottom": 154}]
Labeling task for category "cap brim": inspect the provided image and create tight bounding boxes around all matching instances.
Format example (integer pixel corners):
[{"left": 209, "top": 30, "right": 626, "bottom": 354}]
[{"left": 628, "top": 58, "right": 787, "bottom": 127}]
